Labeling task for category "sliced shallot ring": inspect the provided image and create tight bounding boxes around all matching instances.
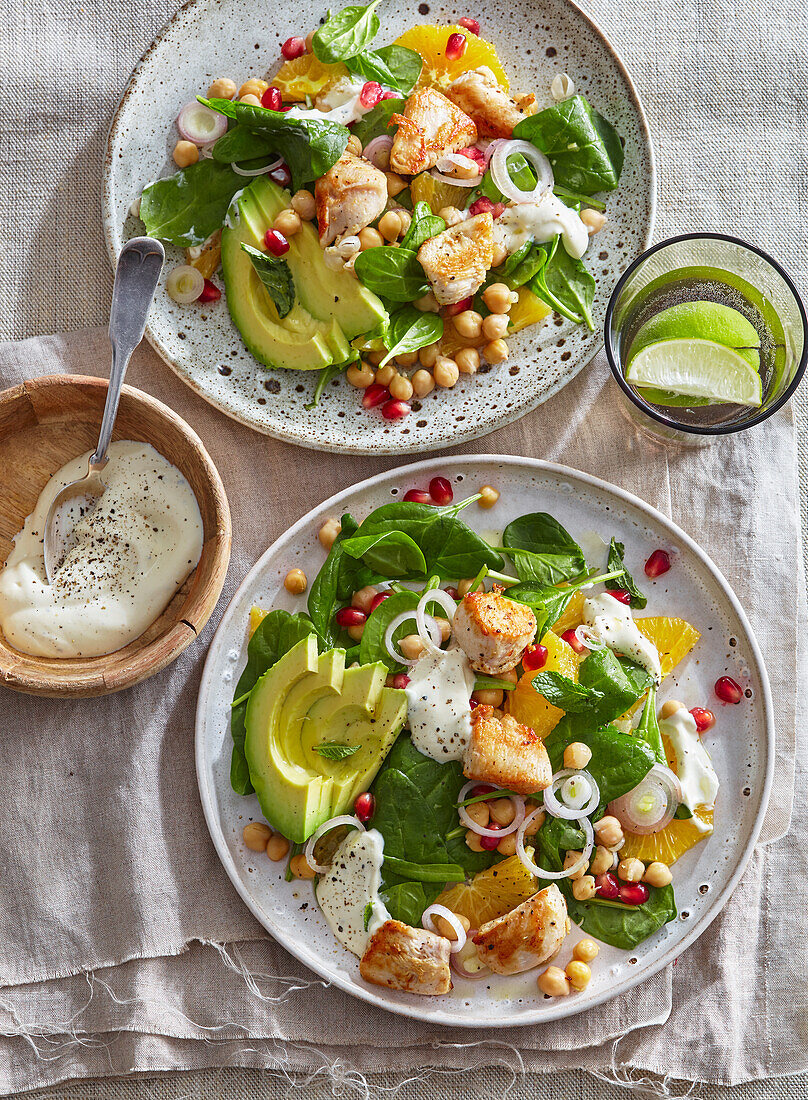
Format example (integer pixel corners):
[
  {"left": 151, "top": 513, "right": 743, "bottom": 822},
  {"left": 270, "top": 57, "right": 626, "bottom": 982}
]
[
  {"left": 490, "top": 138, "right": 553, "bottom": 204},
  {"left": 422, "top": 904, "right": 467, "bottom": 953},
  {"left": 608, "top": 764, "right": 682, "bottom": 835},
  {"left": 459, "top": 791, "right": 526, "bottom": 838},
  {"left": 574, "top": 623, "right": 605, "bottom": 651},
  {"left": 429, "top": 154, "right": 481, "bottom": 188},
  {"left": 415, "top": 588, "right": 458, "bottom": 655},
  {"left": 516, "top": 810, "right": 594, "bottom": 880},
  {"left": 384, "top": 609, "right": 440, "bottom": 665},
  {"left": 482, "top": 137, "right": 509, "bottom": 167},
  {"left": 231, "top": 156, "right": 285, "bottom": 177},
  {"left": 177, "top": 100, "right": 228, "bottom": 144},
  {"left": 362, "top": 135, "right": 393, "bottom": 168},
  {"left": 543, "top": 768, "right": 600, "bottom": 820},
  {"left": 450, "top": 933, "right": 489, "bottom": 979},
  {"left": 304, "top": 814, "right": 365, "bottom": 875}
]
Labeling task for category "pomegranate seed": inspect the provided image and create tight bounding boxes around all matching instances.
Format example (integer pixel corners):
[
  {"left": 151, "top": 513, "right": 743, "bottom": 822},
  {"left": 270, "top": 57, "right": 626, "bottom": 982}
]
[
  {"left": 391, "top": 673, "right": 410, "bottom": 689},
  {"left": 359, "top": 81, "right": 383, "bottom": 107},
  {"left": 645, "top": 549, "right": 671, "bottom": 578},
  {"left": 444, "top": 295, "right": 474, "bottom": 317},
  {"left": 561, "top": 629, "right": 588, "bottom": 654},
  {"left": 458, "top": 16, "right": 480, "bottom": 34},
  {"left": 714, "top": 676, "right": 743, "bottom": 704},
  {"left": 471, "top": 784, "right": 496, "bottom": 797},
  {"left": 429, "top": 476, "right": 453, "bottom": 505},
  {"left": 369, "top": 592, "right": 390, "bottom": 612},
  {"left": 469, "top": 698, "right": 480, "bottom": 709},
  {"left": 618, "top": 881, "right": 650, "bottom": 905},
  {"left": 382, "top": 398, "right": 411, "bottom": 420},
  {"left": 445, "top": 32, "right": 468, "bottom": 60},
  {"left": 609, "top": 588, "right": 632, "bottom": 605},
  {"left": 480, "top": 822, "right": 501, "bottom": 850},
  {"left": 261, "top": 86, "right": 283, "bottom": 111},
  {"left": 595, "top": 872, "right": 619, "bottom": 900},
  {"left": 281, "top": 36, "right": 307, "bottom": 60},
  {"left": 522, "top": 643, "right": 548, "bottom": 672},
  {"left": 362, "top": 383, "right": 389, "bottom": 408},
  {"left": 457, "top": 145, "right": 486, "bottom": 169},
  {"left": 469, "top": 196, "right": 495, "bottom": 217},
  {"left": 354, "top": 792, "right": 375, "bottom": 822},
  {"left": 690, "top": 706, "right": 716, "bottom": 733},
  {"left": 198, "top": 279, "right": 221, "bottom": 303},
  {"left": 269, "top": 164, "right": 292, "bottom": 187},
  {"left": 264, "top": 229, "right": 289, "bottom": 256},
  {"left": 381, "top": 90, "right": 399, "bottom": 100},
  {"left": 403, "top": 488, "right": 432, "bottom": 504},
  {"left": 335, "top": 606, "right": 367, "bottom": 627},
  {"left": 444, "top": 586, "right": 459, "bottom": 600}
]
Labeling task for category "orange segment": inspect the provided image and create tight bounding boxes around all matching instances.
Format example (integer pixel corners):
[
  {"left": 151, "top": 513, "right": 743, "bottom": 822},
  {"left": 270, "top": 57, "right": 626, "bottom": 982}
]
[
  {"left": 272, "top": 56, "right": 350, "bottom": 101},
  {"left": 393, "top": 25, "right": 509, "bottom": 92},
  {"left": 635, "top": 616, "right": 701, "bottom": 677},
  {"left": 436, "top": 854, "right": 537, "bottom": 926},
  {"left": 409, "top": 171, "right": 471, "bottom": 215},
  {"left": 508, "top": 288, "right": 552, "bottom": 334},
  {"left": 249, "top": 606, "right": 268, "bottom": 637},
  {"left": 551, "top": 590, "right": 585, "bottom": 636},
  {"left": 507, "top": 632, "right": 583, "bottom": 739},
  {"left": 621, "top": 807, "right": 713, "bottom": 865}
]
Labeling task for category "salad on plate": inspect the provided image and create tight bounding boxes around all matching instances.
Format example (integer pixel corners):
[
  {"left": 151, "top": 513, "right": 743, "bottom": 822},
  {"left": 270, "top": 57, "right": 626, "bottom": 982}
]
[
  {"left": 231, "top": 475, "right": 731, "bottom": 998},
  {"left": 137, "top": 5, "right": 624, "bottom": 420}
]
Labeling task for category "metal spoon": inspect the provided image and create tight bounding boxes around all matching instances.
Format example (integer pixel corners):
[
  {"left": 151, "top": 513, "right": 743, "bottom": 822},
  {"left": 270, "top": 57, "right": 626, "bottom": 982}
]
[{"left": 43, "top": 236, "right": 165, "bottom": 582}]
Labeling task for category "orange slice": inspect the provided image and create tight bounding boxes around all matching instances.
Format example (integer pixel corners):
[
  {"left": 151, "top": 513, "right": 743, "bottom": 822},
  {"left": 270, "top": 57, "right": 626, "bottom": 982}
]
[
  {"left": 272, "top": 56, "right": 350, "bottom": 101},
  {"left": 635, "top": 616, "right": 701, "bottom": 678},
  {"left": 436, "top": 854, "right": 537, "bottom": 926},
  {"left": 393, "top": 25, "right": 509, "bottom": 92},
  {"left": 506, "top": 632, "right": 583, "bottom": 739},
  {"left": 409, "top": 171, "right": 471, "bottom": 215},
  {"left": 508, "top": 288, "right": 552, "bottom": 334},
  {"left": 621, "top": 806, "right": 713, "bottom": 865},
  {"left": 249, "top": 606, "right": 268, "bottom": 637},
  {"left": 550, "top": 590, "right": 586, "bottom": 636}
]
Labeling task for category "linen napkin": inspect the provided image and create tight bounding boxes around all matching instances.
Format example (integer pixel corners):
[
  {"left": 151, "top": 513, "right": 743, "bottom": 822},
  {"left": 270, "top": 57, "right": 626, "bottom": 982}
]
[{"left": 0, "top": 328, "right": 804, "bottom": 1096}]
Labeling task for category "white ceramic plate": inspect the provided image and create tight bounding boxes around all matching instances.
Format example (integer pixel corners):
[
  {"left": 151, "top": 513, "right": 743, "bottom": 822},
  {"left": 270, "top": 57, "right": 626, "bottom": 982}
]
[
  {"left": 104, "top": 0, "right": 655, "bottom": 454},
  {"left": 196, "top": 456, "right": 772, "bottom": 1026}
]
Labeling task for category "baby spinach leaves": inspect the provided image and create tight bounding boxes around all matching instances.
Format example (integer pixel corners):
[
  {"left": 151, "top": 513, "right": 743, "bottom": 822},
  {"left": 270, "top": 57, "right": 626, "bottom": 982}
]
[
  {"left": 348, "top": 45, "right": 423, "bottom": 94},
  {"left": 634, "top": 685, "right": 665, "bottom": 766},
  {"left": 400, "top": 202, "right": 446, "bottom": 251},
  {"left": 351, "top": 96, "right": 404, "bottom": 144},
  {"left": 139, "top": 158, "right": 246, "bottom": 247},
  {"left": 353, "top": 246, "right": 429, "bottom": 301},
  {"left": 543, "top": 719, "right": 656, "bottom": 807},
  {"left": 514, "top": 95, "right": 624, "bottom": 195},
  {"left": 340, "top": 529, "right": 427, "bottom": 576},
  {"left": 605, "top": 538, "right": 647, "bottom": 608},
  {"left": 502, "top": 512, "right": 586, "bottom": 585},
  {"left": 211, "top": 125, "right": 275, "bottom": 165},
  {"left": 528, "top": 237, "right": 595, "bottom": 330},
  {"left": 359, "top": 588, "right": 419, "bottom": 672},
  {"left": 241, "top": 244, "right": 295, "bottom": 318},
  {"left": 532, "top": 649, "right": 651, "bottom": 729},
  {"left": 312, "top": 0, "right": 382, "bottom": 63},
  {"left": 566, "top": 885, "right": 677, "bottom": 950},
  {"left": 307, "top": 514, "right": 360, "bottom": 648},
  {"left": 505, "top": 568, "right": 619, "bottom": 636},
  {"left": 379, "top": 305, "right": 443, "bottom": 367}
]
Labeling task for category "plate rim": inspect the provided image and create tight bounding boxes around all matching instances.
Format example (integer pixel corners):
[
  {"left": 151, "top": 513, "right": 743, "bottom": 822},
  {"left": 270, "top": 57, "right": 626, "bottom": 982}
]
[
  {"left": 195, "top": 454, "right": 773, "bottom": 1027},
  {"left": 102, "top": 0, "right": 657, "bottom": 453}
]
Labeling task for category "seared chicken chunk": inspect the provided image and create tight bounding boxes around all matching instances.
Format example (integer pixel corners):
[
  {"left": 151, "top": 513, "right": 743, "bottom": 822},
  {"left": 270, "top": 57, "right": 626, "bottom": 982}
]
[
  {"left": 464, "top": 706, "right": 552, "bottom": 794},
  {"left": 453, "top": 588, "right": 537, "bottom": 675},
  {"left": 447, "top": 68, "right": 537, "bottom": 138},
  {"left": 315, "top": 151, "right": 388, "bottom": 247},
  {"left": 473, "top": 885, "right": 568, "bottom": 974},
  {"left": 416, "top": 213, "right": 494, "bottom": 306},
  {"left": 360, "top": 919, "right": 452, "bottom": 995},
  {"left": 389, "top": 87, "right": 477, "bottom": 175}
]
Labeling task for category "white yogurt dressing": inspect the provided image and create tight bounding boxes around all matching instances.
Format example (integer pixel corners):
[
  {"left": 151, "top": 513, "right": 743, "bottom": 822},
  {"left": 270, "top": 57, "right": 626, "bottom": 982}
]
[
  {"left": 0, "top": 441, "right": 203, "bottom": 658},
  {"left": 583, "top": 592, "right": 662, "bottom": 682},
  {"left": 660, "top": 707, "right": 719, "bottom": 829},
  {"left": 315, "top": 828, "right": 391, "bottom": 957},
  {"left": 285, "top": 78, "right": 375, "bottom": 127},
  {"left": 494, "top": 193, "right": 590, "bottom": 260},
  {"left": 403, "top": 646, "right": 475, "bottom": 762}
]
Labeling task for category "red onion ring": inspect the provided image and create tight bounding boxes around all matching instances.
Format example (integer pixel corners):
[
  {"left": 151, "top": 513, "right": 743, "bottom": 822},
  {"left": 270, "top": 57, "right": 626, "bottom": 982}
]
[
  {"left": 362, "top": 135, "right": 393, "bottom": 169},
  {"left": 231, "top": 156, "right": 285, "bottom": 177},
  {"left": 384, "top": 608, "right": 441, "bottom": 666},
  {"left": 490, "top": 139, "right": 553, "bottom": 204},
  {"left": 608, "top": 764, "right": 682, "bottom": 835},
  {"left": 458, "top": 781, "right": 526, "bottom": 838}
]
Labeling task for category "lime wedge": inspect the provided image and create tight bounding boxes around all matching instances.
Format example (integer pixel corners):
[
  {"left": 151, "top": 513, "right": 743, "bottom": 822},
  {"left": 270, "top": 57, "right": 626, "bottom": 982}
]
[
  {"left": 629, "top": 301, "right": 761, "bottom": 363},
  {"left": 625, "top": 338, "right": 763, "bottom": 406}
]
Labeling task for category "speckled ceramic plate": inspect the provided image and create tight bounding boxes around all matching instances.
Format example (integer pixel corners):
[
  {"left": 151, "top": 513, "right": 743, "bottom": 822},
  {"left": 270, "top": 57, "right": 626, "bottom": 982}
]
[
  {"left": 104, "top": 0, "right": 655, "bottom": 454},
  {"left": 195, "top": 456, "right": 772, "bottom": 1025}
]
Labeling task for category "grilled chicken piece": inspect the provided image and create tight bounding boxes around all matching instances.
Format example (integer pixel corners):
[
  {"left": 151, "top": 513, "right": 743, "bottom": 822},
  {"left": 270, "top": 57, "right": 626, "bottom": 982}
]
[
  {"left": 360, "top": 919, "right": 452, "bottom": 995},
  {"left": 389, "top": 87, "right": 477, "bottom": 175},
  {"left": 473, "top": 885, "right": 568, "bottom": 975},
  {"left": 416, "top": 213, "right": 494, "bottom": 306},
  {"left": 463, "top": 706, "right": 552, "bottom": 794},
  {"left": 447, "top": 68, "right": 537, "bottom": 138},
  {"left": 315, "top": 151, "right": 388, "bottom": 247},
  {"left": 452, "top": 588, "right": 537, "bottom": 675}
]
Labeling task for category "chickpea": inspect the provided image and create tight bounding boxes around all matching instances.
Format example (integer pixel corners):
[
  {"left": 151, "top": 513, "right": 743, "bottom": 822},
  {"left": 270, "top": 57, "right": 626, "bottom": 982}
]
[
  {"left": 465, "top": 828, "right": 486, "bottom": 853},
  {"left": 478, "top": 485, "right": 500, "bottom": 509},
  {"left": 589, "top": 845, "right": 614, "bottom": 876},
  {"left": 457, "top": 578, "right": 475, "bottom": 597},
  {"left": 483, "top": 338, "right": 509, "bottom": 364},
  {"left": 399, "top": 634, "right": 425, "bottom": 660},
  {"left": 347, "top": 362, "right": 375, "bottom": 388},
  {"left": 497, "top": 831, "right": 518, "bottom": 856},
  {"left": 397, "top": 209, "right": 412, "bottom": 235},
  {"left": 415, "top": 291, "right": 440, "bottom": 312},
  {"left": 491, "top": 243, "right": 508, "bottom": 268},
  {"left": 482, "top": 282, "right": 514, "bottom": 314},
  {"left": 266, "top": 833, "right": 290, "bottom": 861},
  {"left": 618, "top": 857, "right": 645, "bottom": 883},
  {"left": 283, "top": 567, "right": 307, "bottom": 595},
  {"left": 173, "top": 140, "right": 199, "bottom": 168},
  {"left": 351, "top": 585, "right": 379, "bottom": 615},
  {"left": 643, "top": 861, "right": 673, "bottom": 888},
  {"left": 347, "top": 622, "right": 365, "bottom": 642},
  {"left": 456, "top": 347, "right": 480, "bottom": 375},
  {"left": 367, "top": 349, "right": 386, "bottom": 366},
  {"left": 565, "top": 960, "right": 592, "bottom": 991},
  {"left": 395, "top": 350, "right": 420, "bottom": 368},
  {"left": 573, "top": 938, "right": 600, "bottom": 964},
  {"left": 563, "top": 851, "right": 586, "bottom": 881},
  {"left": 412, "top": 369, "right": 436, "bottom": 397},
  {"left": 274, "top": 209, "right": 302, "bottom": 237},
  {"left": 239, "top": 78, "right": 268, "bottom": 99},
  {"left": 419, "top": 342, "right": 440, "bottom": 368},
  {"left": 659, "top": 699, "right": 685, "bottom": 720},
  {"left": 390, "top": 375, "right": 414, "bottom": 402},
  {"left": 290, "top": 189, "right": 316, "bottom": 221},
  {"left": 434, "top": 617, "right": 452, "bottom": 642},
  {"left": 580, "top": 208, "right": 607, "bottom": 235},
  {"left": 572, "top": 875, "right": 597, "bottom": 901},
  {"left": 243, "top": 821, "right": 272, "bottom": 851},
  {"left": 318, "top": 517, "right": 341, "bottom": 550},
  {"left": 522, "top": 807, "right": 545, "bottom": 836},
  {"left": 472, "top": 688, "right": 504, "bottom": 708},
  {"left": 434, "top": 356, "right": 460, "bottom": 388},
  {"left": 563, "top": 742, "right": 593, "bottom": 770},
  {"left": 239, "top": 94, "right": 263, "bottom": 107},
  {"left": 434, "top": 912, "right": 471, "bottom": 940},
  {"left": 453, "top": 310, "right": 483, "bottom": 340},
  {"left": 438, "top": 205, "right": 465, "bottom": 227},
  {"left": 489, "top": 796, "right": 517, "bottom": 826},
  {"left": 594, "top": 815, "right": 623, "bottom": 848},
  {"left": 374, "top": 362, "right": 397, "bottom": 387},
  {"left": 385, "top": 171, "right": 407, "bottom": 197},
  {"left": 358, "top": 227, "right": 384, "bottom": 251},
  {"left": 500, "top": 668, "right": 519, "bottom": 685},
  {"left": 208, "top": 77, "right": 237, "bottom": 99},
  {"left": 345, "top": 133, "right": 363, "bottom": 156},
  {"left": 482, "top": 313, "right": 510, "bottom": 341},
  {"left": 290, "top": 853, "right": 316, "bottom": 880},
  {"left": 378, "top": 210, "right": 402, "bottom": 241},
  {"left": 537, "top": 965, "right": 570, "bottom": 997},
  {"left": 465, "top": 800, "right": 490, "bottom": 828}
]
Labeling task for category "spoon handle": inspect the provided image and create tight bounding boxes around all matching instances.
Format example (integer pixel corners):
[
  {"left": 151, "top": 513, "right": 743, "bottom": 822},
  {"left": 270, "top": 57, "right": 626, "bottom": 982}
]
[{"left": 91, "top": 237, "right": 165, "bottom": 469}]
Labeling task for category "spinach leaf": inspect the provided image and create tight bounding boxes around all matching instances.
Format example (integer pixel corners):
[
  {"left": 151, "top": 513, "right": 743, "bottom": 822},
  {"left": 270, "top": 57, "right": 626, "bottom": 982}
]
[
  {"left": 502, "top": 512, "right": 586, "bottom": 585},
  {"left": 340, "top": 530, "right": 427, "bottom": 577},
  {"left": 359, "top": 588, "right": 419, "bottom": 671},
  {"left": 353, "top": 246, "right": 429, "bottom": 301},
  {"left": 312, "top": 0, "right": 382, "bottom": 63},
  {"left": 400, "top": 202, "right": 446, "bottom": 251},
  {"left": 347, "top": 45, "right": 422, "bottom": 94},
  {"left": 379, "top": 305, "right": 443, "bottom": 367},
  {"left": 229, "top": 611, "right": 317, "bottom": 794},
  {"left": 140, "top": 158, "right": 244, "bottom": 247},
  {"left": 542, "top": 246, "right": 596, "bottom": 331},
  {"left": 554, "top": 184, "right": 606, "bottom": 211},
  {"left": 543, "top": 718, "right": 656, "bottom": 806},
  {"left": 634, "top": 685, "right": 665, "bottom": 766},
  {"left": 306, "top": 513, "right": 360, "bottom": 647},
  {"left": 533, "top": 815, "right": 587, "bottom": 875},
  {"left": 473, "top": 153, "right": 537, "bottom": 205},
  {"left": 566, "top": 885, "right": 677, "bottom": 949},
  {"left": 212, "top": 125, "right": 275, "bottom": 164},
  {"left": 505, "top": 569, "right": 620, "bottom": 636},
  {"left": 605, "top": 538, "right": 647, "bottom": 608},
  {"left": 381, "top": 881, "right": 439, "bottom": 926},
  {"left": 576, "top": 647, "right": 652, "bottom": 725},
  {"left": 201, "top": 98, "right": 348, "bottom": 189},
  {"left": 351, "top": 96, "right": 404, "bottom": 144},
  {"left": 494, "top": 243, "right": 549, "bottom": 291},
  {"left": 528, "top": 671, "right": 606, "bottom": 713},
  {"left": 241, "top": 244, "right": 295, "bottom": 318},
  {"left": 514, "top": 95, "right": 624, "bottom": 195},
  {"left": 314, "top": 742, "right": 360, "bottom": 760},
  {"left": 383, "top": 856, "right": 465, "bottom": 882},
  {"left": 306, "top": 359, "right": 353, "bottom": 411}
]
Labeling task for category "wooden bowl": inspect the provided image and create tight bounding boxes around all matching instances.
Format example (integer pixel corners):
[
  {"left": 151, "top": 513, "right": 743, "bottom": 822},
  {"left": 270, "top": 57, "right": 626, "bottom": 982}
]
[{"left": 0, "top": 376, "right": 231, "bottom": 697}]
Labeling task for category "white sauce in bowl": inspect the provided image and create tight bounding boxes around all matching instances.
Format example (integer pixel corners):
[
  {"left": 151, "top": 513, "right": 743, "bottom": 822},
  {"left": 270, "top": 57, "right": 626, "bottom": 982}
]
[{"left": 0, "top": 441, "right": 203, "bottom": 658}]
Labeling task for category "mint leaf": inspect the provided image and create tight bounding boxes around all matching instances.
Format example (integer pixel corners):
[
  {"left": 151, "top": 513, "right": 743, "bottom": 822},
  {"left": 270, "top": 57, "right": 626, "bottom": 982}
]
[{"left": 314, "top": 742, "right": 361, "bottom": 760}]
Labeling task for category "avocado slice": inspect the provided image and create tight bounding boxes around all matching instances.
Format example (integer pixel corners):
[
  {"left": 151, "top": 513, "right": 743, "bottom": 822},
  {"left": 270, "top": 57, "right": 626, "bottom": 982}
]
[{"left": 244, "top": 637, "right": 407, "bottom": 842}]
